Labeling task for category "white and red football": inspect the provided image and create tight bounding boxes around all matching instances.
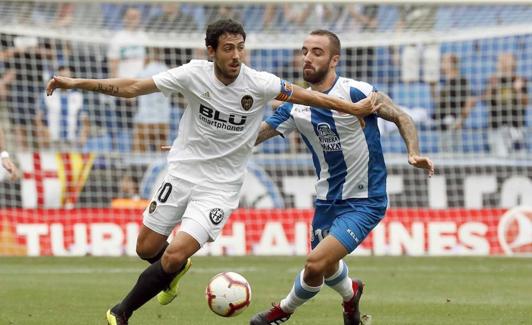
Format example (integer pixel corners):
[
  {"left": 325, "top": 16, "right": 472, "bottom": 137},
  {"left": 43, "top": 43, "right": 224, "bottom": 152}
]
[{"left": 205, "top": 272, "right": 252, "bottom": 317}]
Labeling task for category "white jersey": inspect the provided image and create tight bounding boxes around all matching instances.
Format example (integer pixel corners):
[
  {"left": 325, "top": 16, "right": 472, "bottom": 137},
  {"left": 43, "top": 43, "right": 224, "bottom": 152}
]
[
  {"left": 153, "top": 60, "right": 288, "bottom": 189},
  {"left": 267, "top": 76, "right": 387, "bottom": 200}
]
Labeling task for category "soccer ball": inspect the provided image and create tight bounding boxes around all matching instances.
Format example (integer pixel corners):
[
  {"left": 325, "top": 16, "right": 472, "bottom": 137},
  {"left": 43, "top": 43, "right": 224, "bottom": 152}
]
[{"left": 205, "top": 272, "right": 252, "bottom": 317}]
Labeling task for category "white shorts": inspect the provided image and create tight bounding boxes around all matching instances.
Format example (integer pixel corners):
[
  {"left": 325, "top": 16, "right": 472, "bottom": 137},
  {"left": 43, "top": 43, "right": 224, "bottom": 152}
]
[{"left": 142, "top": 174, "right": 241, "bottom": 246}]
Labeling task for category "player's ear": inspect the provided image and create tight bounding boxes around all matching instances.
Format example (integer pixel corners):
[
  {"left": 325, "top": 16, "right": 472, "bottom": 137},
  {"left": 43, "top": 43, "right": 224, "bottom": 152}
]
[
  {"left": 330, "top": 54, "right": 340, "bottom": 69},
  {"left": 207, "top": 45, "right": 216, "bottom": 59}
]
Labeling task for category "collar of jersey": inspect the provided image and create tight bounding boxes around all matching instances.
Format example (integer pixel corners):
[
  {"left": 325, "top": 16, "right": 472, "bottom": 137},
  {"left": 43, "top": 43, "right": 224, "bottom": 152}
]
[
  {"left": 321, "top": 75, "right": 340, "bottom": 94},
  {"left": 212, "top": 63, "right": 244, "bottom": 88}
]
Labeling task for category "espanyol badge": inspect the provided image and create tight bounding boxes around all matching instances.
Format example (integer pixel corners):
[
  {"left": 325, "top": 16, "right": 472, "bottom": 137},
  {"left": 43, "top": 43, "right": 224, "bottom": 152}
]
[
  {"left": 209, "top": 208, "right": 225, "bottom": 225},
  {"left": 241, "top": 95, "right": 253, "bottom": 111}
]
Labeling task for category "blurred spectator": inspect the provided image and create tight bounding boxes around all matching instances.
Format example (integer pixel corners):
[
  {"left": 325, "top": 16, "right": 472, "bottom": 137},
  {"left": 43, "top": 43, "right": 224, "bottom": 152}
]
[
  {"left": 100, "top": 3, "right": 127, "bottom": 30},
  {"left": 0, "top": 67, "right": 15, "bottom": 101},
  {"left": 0, "top": 127, "right": 19, "bottom": 180},
  {"left": 108, "top": 7, "right": 146, "bottom": 79},
  {"left": 146, "top": 4, "right": 196, "bottom": 33},
  {"left": 483, "top": 52, "right": 528, "bottom": 157},
  {"left": 262, "top": 5, "right": 280, "bottom": 31},
  {"left": 119, "top": 168, "right": 140, "bottom": 200},
  {"left": 341, "top": 4, "right": 378, "bottom": 32},
  {"left": 31, "top": 2, "right": 56, "bottom": 26},
  {"left": 1, "top": 34, "right": 50, "bottom": 149},
  {"left": 277, "top": 49, "right": 306, "bottom": 88},
  {"left": 133, "top": 48, "right": 171, "bottom": 152},
  {"left": 212, "top": 5, "right": 242, "bottom": 22},
  {"left": 396, "top": 5, "right": 436, "bottom": 32},
  {"left": 283, "top": 4, "right": 335, "bottom": 31},
  {"left": 432, "top": 53, "right": 477, "bottom": 152},
  {"left": 394, "top": 5, "right": 437, "bottom": 83},
  {"left": 107, "top": 8, "right": 147, "bottom": 148},
  {"left": 336, "top": 5, "right": 378, "bottom": 81},
  {"left": 111, "top": 166, "right": 148, "bottom": 209},
  {"left": 180, "top": 4, "right": 207, "bottom": 31},
  {"left": 54, "top": 3, "right": 74, "bottom": 28},
  {"left": 36, "top": 65, "right": 89, "bottom": 150}
]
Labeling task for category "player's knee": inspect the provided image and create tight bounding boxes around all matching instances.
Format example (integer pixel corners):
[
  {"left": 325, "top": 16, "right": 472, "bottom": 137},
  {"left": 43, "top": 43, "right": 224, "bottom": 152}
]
[
  {"left": 161, "top": 249, "right": 188, "bottom": 273},
  {"left": 324, "top": 260, "right": 341, "bottom": 278},
  {"left": 304, "top": 255, "right": 328, "bottom": 278},
  {"left": 135, "top": 238, "right": 160, "bottom": 260},
  {"left": 135, "top": 241, "right": 151, "bottom": 259}
]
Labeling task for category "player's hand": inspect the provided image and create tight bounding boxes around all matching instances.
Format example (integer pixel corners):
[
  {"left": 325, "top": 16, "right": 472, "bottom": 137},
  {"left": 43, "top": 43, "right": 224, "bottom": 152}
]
[
  {"left": 46, "top": 75, "right": 75, "bottom": 96},
  {"left": 357, "top": 117, "right": 366, "bottom": 128},
  {"left": 270, "top": 99, "right": 283, "bottom": 111},
  {"left": 2, "top": 157, "right": 19, "bottom": 181},
  {"left": 353, "top": 92, "right": 382, "bottom": 128},
  {"left": 408, "top": 155, "right": 434, "bottom": 177},
  {"left": 354, "top": 92, "right": 381, "bottom": 116}
]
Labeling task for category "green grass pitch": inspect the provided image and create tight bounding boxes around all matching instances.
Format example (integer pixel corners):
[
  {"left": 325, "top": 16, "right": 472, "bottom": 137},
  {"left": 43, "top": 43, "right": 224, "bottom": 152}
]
[{"left": 1, "top": 256, "right": 531, "bottom": 324}]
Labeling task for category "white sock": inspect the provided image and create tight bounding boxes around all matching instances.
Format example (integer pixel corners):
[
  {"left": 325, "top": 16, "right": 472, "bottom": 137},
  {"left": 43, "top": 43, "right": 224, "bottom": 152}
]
[
  {"left": 325, "top": 260, "right": 354, "bottom": 301},
  {"left": 280, "top": 270, "right": 322, "bottom": 313}
]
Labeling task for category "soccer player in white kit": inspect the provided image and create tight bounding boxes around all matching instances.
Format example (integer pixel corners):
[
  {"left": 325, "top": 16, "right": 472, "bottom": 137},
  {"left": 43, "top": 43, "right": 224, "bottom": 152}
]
[
  {"left": 46, "top": 20, "right": 378, "bottom": 324},
  {"left": 250, "top": 30, "right": 434, "bottom": 325}
]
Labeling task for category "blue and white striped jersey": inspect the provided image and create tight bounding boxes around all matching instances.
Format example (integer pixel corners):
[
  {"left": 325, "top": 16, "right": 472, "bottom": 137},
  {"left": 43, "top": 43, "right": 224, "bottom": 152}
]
[{"left": 266, "top": 76, "right": 387, "bottom": 200}]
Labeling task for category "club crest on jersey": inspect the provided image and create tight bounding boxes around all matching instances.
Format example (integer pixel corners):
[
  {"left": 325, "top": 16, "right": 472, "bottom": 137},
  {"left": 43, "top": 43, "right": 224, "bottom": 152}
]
[
  {"left": 316, "top": 123, "right": 342, "bottom": 152},
  {"left": 241, "top": 95, "right": 253, "bottom": 111},
  {"left": 149, "top": 201, "right": 157, "bottom": 213},
  {"left": 209, "top": 208, "right": 224, "bottom": 225}
]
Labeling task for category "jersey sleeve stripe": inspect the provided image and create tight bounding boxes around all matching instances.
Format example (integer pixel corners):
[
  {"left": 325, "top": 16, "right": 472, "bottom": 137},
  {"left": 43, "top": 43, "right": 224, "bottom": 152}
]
[{"left": 349, "top": 87, "right": 367, "bottom": 103}]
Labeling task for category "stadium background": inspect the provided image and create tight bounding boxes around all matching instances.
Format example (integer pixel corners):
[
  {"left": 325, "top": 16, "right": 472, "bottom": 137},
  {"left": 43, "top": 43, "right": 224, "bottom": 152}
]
[
  {"left": 1, "top": 1, "right": 531, "bottom": 325},
  {"left": 0, "top": 0, "right": 531, "bottom": 258}
]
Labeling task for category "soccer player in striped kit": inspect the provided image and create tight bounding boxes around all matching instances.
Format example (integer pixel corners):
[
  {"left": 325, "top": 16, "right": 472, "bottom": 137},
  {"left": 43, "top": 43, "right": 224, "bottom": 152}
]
[{"left": 251, "top": 30, "right": 434, "bottom": 325}]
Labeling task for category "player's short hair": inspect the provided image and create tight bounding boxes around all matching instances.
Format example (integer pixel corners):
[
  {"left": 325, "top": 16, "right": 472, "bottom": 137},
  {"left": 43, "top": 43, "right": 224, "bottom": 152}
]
[
  {"left": 309, "top": 29, "right": 341, "bottom": 56},
  {"left": 205, "top": 19, "right": 246, "bottom": 50},
  {"left": 57, "top": 65, "right": 73, "bottom": 72}
]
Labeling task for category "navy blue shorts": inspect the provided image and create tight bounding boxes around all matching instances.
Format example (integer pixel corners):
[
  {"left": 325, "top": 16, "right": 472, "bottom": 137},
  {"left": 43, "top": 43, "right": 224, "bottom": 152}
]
[{"left": 311, "top": 196, "right": 388, "bottom": 253}]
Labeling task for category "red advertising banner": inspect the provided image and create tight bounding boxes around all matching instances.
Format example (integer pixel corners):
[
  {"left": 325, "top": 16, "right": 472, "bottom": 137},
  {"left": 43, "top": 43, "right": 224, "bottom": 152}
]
[{"left": 1, "top": 207, "right": 530, "bottom": 256}]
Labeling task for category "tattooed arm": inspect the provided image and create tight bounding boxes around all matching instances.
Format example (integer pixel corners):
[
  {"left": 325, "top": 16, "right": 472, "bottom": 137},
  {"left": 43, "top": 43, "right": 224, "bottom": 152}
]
[
  {"left": 374, "top": 91, "right": 435, "bottom": 176},
  {"left": 46, "top": 76, "right": 158, "bottom": 98},
  {"left": 255, "top": 122, "right": 282, "bottom": 146}
]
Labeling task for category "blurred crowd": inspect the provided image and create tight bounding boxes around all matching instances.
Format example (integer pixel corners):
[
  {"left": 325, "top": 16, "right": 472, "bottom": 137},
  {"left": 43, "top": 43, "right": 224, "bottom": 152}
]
[
  {"left": 0, "top": 3, "right": 530, "bottom": 158},
  {"left": 1, "top": 3, "right": 410, "bottom": 34},
  {"left": 4, "top": 2, "right": 531, "bottom": 34}
]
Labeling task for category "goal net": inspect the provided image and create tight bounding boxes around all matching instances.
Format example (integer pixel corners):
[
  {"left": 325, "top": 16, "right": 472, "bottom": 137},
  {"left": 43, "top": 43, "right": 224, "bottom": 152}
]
[{"left": 0, "top": 0, "right": 531, "bottom": 257}]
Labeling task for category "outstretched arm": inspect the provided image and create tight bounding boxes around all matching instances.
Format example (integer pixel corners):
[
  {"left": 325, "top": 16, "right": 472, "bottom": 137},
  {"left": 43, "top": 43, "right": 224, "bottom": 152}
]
[
  {"left": 46, "top": 76, "right": 159, "bottom": 98},
  {"left": 255, "top": 122, "right": 282, "bottom": 146},
  {"left": 374, "top": 91, "right": 434, "bottom": 176},
  {"left": 282, "top": 83, "right": 379, "bottom": 118}
]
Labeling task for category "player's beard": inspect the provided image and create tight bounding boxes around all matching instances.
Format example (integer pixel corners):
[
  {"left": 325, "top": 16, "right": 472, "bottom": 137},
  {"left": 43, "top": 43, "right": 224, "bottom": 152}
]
[
  {"left": 215, "top": 60, "right": 241, "bottom": 82},
  {"left": 303, "top": 62, "right": 329, "bottom": 85}
]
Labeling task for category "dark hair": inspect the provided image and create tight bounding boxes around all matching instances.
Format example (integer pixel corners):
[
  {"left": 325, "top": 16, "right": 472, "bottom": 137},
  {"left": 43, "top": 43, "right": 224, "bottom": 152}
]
[
  {"left": 205, "top": 19, "right": 246, "bottom": 50},
  {"left": 309, "top": 29, "right": 341, "bottom": 56},
  {"left": 447, "top": 53, "right": 459, "bottom": 67},
  {"left": 57, "top": 65, "right": 73, "bottom": 72}
]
